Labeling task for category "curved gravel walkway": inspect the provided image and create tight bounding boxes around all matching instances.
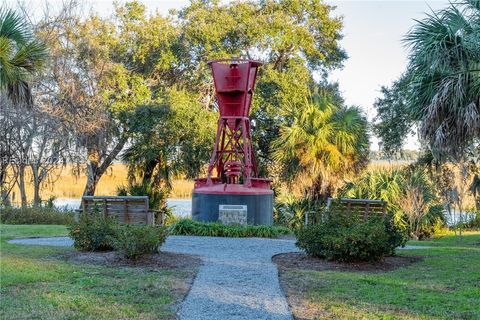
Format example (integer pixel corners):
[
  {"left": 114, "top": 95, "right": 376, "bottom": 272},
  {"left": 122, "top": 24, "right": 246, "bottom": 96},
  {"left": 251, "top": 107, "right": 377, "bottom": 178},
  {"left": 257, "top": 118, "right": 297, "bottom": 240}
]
[{"left": 9, "top": 235, "right": 300, "bottom": 320}]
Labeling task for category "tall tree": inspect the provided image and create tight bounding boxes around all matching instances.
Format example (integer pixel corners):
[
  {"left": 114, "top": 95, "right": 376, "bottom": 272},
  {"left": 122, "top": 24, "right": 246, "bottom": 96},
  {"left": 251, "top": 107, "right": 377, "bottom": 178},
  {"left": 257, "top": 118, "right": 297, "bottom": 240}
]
[
  {"left": 0, "top": 95, "right": 19, "bottom": 205},
  {"left": 375, "top": 1, "right": 480, "bottom": 235},
  {"left": 0, "top": 8, "right": 47, "bottom": 105},
  {"left": 176, "top": 0, "right": 347, "bottom": 169},
  {"left": 92, "top": 0, "right": 348, "bottom": 184},
  {"left": 35, "top": 2, "right": 151, "bottom": 196},
  {"left": 404, "top": 0, "right": 480, "bottom": 160}
]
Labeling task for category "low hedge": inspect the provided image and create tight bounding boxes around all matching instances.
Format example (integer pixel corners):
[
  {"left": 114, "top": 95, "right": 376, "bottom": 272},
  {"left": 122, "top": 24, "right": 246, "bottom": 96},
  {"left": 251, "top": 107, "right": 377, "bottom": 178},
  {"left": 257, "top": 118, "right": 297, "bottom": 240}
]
[
  {"left": 69, "top": 212, "right": 168, "bottom": 259},
  {"left": 296, "top": 211, "right": 406, "bottom": 262},
  {"left": 68, "top": 212, "right": 118, "bottom": 251},
  {"left": 169, "top": 219, "right": 291, "bottom": 238},
  {"left": 112, "top": 225, "right": 168, "bottom": 260},
  {"left": 0, "top": 207, "right": 73, "bottom": 225}
]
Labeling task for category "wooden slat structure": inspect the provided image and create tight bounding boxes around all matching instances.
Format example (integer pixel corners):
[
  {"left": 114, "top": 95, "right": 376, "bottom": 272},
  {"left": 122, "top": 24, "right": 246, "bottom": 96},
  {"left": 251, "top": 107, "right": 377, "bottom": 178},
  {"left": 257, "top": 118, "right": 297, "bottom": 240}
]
[
  {"left": 326, "top": 198, "right": 387, "bottom": 222},
  {"left": 76, "top": 196, "right": 159, "bottom": 225}
]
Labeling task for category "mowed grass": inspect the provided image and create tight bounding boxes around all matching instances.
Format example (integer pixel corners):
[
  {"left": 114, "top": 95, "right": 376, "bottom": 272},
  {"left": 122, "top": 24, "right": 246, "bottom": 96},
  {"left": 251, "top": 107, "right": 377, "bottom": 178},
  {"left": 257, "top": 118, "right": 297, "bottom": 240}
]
[
  {"left": 279, "top": 231, "right": 480, "bottom": 320},
  {"left": 0, "top": 224, "right": 194, "bottom": 320}
]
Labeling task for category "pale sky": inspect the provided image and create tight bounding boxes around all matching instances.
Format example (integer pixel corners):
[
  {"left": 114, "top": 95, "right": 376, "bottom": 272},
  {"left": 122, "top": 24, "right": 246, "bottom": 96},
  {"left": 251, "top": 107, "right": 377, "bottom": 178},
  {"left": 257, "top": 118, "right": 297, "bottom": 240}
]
[
  {"left": 9, "top": 0, "right": 451, "bottom": 150},
  {"left": 328, "top": 1, "right": 449, "bottom": 150}
]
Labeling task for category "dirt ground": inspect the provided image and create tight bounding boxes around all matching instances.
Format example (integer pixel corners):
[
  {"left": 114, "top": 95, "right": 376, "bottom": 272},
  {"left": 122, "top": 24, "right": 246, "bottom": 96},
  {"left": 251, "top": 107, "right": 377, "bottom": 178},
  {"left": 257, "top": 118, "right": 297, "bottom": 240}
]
[
  {"left": 64, "top": 250, "right": 202, "bottom": 271},
  {"left": 273, "top": 252, "right": 421, "bottom": 273}
]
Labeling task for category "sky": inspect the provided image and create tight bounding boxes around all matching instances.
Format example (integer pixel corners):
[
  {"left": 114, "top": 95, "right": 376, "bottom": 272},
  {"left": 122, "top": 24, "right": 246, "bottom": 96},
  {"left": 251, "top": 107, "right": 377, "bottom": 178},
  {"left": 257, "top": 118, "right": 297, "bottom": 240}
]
[
  {"left": 328, "top": 1, "right": 449, "bottom": 150},
  {"left": 8, "top": 0, "right": 451, "bottom": 150}
]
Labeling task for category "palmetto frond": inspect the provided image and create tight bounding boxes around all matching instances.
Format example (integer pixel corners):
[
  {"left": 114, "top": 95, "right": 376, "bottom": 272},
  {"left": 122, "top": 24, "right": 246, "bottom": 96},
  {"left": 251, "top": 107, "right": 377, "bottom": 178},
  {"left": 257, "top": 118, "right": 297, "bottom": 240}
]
[
  {"left": 404, "top": 2, "right": 480, "bottom": 159},
  {"left": 0, "top": 8, "right": 29, "bottom": 44},
  {"left": 0, "top": 7, "right": 48, "bottom": 105}
]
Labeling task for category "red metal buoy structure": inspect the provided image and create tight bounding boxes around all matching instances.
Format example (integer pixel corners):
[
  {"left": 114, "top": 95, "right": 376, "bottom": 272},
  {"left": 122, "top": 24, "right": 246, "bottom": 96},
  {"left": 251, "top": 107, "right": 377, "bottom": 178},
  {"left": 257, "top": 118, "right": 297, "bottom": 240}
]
[{"left": 192, "top": 58, "right": 273, "bottom": 225}]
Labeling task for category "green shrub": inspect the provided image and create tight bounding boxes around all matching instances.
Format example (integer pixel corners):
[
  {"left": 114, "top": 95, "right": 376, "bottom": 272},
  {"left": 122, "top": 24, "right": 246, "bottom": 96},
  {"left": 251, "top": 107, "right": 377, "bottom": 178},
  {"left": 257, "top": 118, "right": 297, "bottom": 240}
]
[
  {"left": 0, "top": 207, "right": 73, "bottom": 225},
  {"left": 296, "top": 210, "right": 407, "bottom": 262},
  {"left": 112, "top": 225, "right": 168, "bottom": 259},
  {"left": 169, "top": 219, "right": 291, "bottom": 238},
  {"left": 68, "top": 212, "right": 118, "bottom": 251},
  {"left": 274, "top": 195, "right": 324, "bottom": 230},
  {"left": 411, "top": 204, "right": 446, "bottom": 240},
  {"left": 464, "top": 212, "right": 480, "bottom": 230}
]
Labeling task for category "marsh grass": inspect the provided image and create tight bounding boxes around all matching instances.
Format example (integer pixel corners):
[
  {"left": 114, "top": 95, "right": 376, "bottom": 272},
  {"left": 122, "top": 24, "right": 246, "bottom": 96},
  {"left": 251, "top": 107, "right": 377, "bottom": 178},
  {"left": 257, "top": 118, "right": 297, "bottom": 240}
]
[{"left": 9, "top": 164, "right": 194, "bottom": 204}]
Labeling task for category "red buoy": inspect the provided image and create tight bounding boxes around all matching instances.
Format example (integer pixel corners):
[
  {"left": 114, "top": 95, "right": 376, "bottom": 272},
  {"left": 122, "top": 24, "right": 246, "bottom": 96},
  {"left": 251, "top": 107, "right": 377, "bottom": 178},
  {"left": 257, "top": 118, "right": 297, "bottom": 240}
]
[{"left": 192, "top": 58, "right": 273, "bottom": 225}]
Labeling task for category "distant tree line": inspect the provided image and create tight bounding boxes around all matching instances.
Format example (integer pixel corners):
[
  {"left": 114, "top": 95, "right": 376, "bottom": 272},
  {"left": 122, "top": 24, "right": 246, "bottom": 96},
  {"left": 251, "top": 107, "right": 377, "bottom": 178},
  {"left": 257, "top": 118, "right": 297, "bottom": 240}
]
[{"left": 369, "top": 150, "right": 420, "bottom": 162}]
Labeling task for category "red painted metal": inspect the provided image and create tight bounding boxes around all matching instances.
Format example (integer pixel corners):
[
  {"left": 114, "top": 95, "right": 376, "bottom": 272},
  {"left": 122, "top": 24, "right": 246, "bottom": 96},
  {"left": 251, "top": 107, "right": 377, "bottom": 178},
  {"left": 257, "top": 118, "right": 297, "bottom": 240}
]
[{"left": 195, "top": 58, "right": 271, "bottom": 192}]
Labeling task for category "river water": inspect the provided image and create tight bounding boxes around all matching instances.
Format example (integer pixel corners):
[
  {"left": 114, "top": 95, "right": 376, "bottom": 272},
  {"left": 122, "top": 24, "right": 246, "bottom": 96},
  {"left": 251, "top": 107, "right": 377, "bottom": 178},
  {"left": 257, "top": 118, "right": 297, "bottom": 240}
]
[{"left": 54, "top": 198, "right": 192, "bottom": 218}]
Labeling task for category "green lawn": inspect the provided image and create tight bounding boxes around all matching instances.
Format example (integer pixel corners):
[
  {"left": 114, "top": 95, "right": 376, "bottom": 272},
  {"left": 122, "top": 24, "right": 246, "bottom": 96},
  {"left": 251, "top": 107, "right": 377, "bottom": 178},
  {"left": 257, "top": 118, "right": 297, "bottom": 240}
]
[
  {"left": 278, "top": 231, "right": 480, "bottom": 320},
  {"left": 0, "top": 224, "right": 195, "bottom": 320}
]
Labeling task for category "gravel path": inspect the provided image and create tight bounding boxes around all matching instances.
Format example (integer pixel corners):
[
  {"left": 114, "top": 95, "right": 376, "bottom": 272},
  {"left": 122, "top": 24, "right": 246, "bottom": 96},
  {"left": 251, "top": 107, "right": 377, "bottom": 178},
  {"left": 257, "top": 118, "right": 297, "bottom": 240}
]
[
  {"left": 9, "top": 237, "right": 74, "bottom": 246},
  {"left": 162, "top": 236, "right": 299, "bottom": 320},
  {"left": 8, "top": 235, "right": 300, "bottom": 320},
  {"left": 400, "top": 245, "right": 432, "bottom": 249}
]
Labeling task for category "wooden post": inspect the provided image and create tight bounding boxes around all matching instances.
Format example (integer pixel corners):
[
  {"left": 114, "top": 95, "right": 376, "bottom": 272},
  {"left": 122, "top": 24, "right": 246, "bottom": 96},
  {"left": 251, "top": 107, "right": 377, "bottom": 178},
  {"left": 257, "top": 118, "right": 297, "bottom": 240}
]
[
  {"left": 81, "top": 197, "right": 86, "bottom": 214},
  {"left": 124, "top": 199, "right": 130, "bottom": 224},
  {"left": 365, "top": 202, "right": 370, "bottom": 221},
  {"left": 102, "top": 199, "right": 107, "bottom": 219},
  {"left": 144, "top": 197, "right": 152, "bottom": 226}
]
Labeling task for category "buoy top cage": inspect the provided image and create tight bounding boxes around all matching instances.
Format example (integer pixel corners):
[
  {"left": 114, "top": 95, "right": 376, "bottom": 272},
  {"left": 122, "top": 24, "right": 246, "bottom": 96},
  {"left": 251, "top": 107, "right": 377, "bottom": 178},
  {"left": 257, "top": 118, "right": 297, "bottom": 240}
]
[
  {"left": 207, "top": 58, "right": 262, "bottom": 118},
  {"left": 194, "top": 58, "right": 272, "bottom": 191}
]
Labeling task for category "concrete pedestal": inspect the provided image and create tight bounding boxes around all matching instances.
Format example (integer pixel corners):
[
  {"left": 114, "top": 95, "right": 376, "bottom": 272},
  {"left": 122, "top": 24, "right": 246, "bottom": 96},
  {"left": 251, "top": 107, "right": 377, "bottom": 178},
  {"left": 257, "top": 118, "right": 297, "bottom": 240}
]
[{"left": 191, "top": 184, "right": 273, "bottom": 225}]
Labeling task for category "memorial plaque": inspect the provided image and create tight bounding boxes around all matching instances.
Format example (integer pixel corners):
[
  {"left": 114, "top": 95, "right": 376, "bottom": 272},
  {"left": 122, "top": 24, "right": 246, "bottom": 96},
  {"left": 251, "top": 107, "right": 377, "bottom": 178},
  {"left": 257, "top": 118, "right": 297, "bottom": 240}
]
[{"left": 219, "top": 205, "right": 247, "bottom": 225}]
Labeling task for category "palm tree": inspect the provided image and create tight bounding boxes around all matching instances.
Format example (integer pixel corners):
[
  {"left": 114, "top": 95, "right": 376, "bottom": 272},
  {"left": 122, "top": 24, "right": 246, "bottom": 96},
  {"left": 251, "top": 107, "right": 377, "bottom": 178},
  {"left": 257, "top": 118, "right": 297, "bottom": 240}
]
[
  {"left": 341, "top": 168, "right": 405, "bottom": 212},
  {"left": 0, "top": 8, "right": 47, "bottom": 105},
  {"left": 273, "top": 97, "right": 369, "bottom": 201},
  {"left": 405, "top": 1, "right": 480, "bottom": 235},
  {"left": 404, "top": 0, "right": 480, "bottom": 160}
]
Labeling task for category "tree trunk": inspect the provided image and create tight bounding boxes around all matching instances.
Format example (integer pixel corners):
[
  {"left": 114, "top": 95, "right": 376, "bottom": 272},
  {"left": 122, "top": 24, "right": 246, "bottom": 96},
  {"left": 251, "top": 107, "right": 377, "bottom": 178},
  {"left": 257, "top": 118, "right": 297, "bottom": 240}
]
[
  {"left": 82, "top": 137, "right": 127, "bottom": 196},
  {"left": 83, "top": 164, "right": 100, "bottom": 196},
  {"left": 31, "top": 164, "right": 41, "bottom": 206},
  {"left": 18, "top": 164, "right": 27, "bottom": 207},
  {"left": 0, "top": 166, "right": 8, "bottom": 206}
]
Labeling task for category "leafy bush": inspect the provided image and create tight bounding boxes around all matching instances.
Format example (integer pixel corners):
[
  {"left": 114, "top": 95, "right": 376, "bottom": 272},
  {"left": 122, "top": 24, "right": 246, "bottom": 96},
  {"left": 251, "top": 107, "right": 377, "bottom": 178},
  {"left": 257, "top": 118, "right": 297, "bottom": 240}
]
[
  {"left": 68, "top": 212, "right": 118, "bottom": 251},
  {"left": 69, "top": 211, "right": 169, "bottom": 258},
  {"left": 0, "top": 207, "right": 73, "bottom": 225},
  {"left": 112, "top": 225, "right": 168, "bottom": 259},
  {"left": 464, "top": 212, "right": 480, "bottom": 230},
  {"left": 274, "top": 195, "right": 324, "bottom": 230},
  {"left": 296, "top": 210, "right": 407, "bottom": 262},
  {"left": 169, "top": 219, "right": 291, "bottom": 238},
  {"left": 414, "top": 204, "right": 447, "bottom": 239}
]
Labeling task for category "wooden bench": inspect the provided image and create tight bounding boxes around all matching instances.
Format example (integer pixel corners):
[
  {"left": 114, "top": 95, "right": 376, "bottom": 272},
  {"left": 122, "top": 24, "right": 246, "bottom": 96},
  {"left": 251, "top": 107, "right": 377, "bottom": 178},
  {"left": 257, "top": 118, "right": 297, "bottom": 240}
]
[
  {"left": 75, "top": 196, "right": 161, "bottom": 225},
  {"left": 327, "top": 198, "right": 387, "bottom": 222}
]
